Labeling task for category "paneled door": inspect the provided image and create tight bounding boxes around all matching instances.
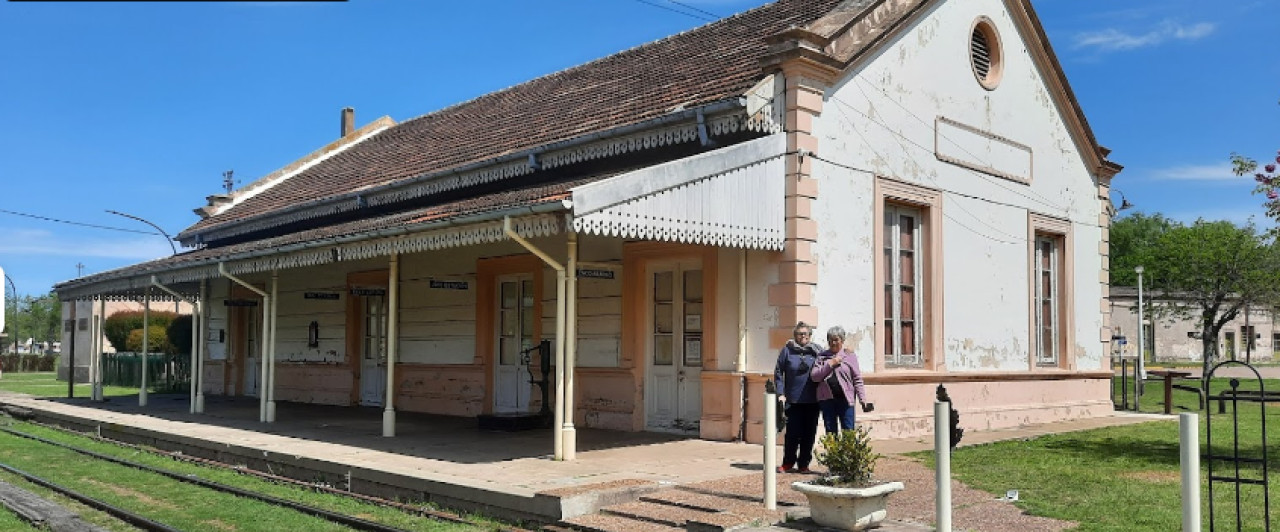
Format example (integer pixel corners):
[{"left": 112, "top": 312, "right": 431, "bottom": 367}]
[
  {"left": 235, "top": 305, "right": 262, "bottom": 398},
  {"left": 494, "top": 276, "right": 535, "bottom": 413},
  {"left": 358, "top": 291, "right": 389, "bottom": 406},
  {"left": 645, "top": 260, "right": 703, "bottom": 433}
]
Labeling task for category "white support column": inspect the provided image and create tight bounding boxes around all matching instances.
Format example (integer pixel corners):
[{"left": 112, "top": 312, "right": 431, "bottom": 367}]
[
  {"left": 267, "top": 271, "right": 279, "bottom": 422},
  {"left": 763, "top": 385, "right": 777, "bottom": 510},
  {"left": 563, "top": 231, "right": 578, "bottom": 460},
  {"left": 95, "top": 298, "right": 105, "bottom": 401},
  {"left": 140, "top": 288, "right": 150, "bottom": 407},
  {"left": 553, "top": 269, "right": 567, "bottom": 459},
  {"left": 935, "top": 401, "right": 952, "bottom": 532},
  {"left": 383, "top": 253, "right": 399, "bottom": 437},
  {"left": 189, "top": 290, "right": 200, "bottom": 414},
  {"left": 89, "top": 310, "right": 98, "bottom": 400},
  {"left": 196, "top": 280, "right": 207, "bottom": 413},
  {"left": 218, "top": 263, "right": 270, "bottom": 423},
  {"left": 504, "top": 217, "right": 568, "bottom": 461},
  {"left": 738, "top": 249, "right": 747, "bottom": 441},
  {"left": 1180, "top": 413, "right": 1201, "bottom": 532}
]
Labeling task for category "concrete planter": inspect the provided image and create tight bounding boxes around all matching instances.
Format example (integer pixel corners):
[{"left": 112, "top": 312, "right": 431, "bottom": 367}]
[{"left": 792, "top": 480, "right": 905, "bottom": 531}]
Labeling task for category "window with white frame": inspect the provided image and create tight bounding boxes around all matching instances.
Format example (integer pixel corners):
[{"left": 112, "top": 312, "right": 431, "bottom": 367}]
[
  {"left": 1034, "top": 235, "right": 1061, "bottom": 365},
  {"left": 884, "top": 204, "right": 924, "bottom": 367}
]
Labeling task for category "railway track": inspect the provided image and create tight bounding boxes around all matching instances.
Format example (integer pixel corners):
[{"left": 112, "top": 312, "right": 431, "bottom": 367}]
[{"left": 0, "top": 423, "right": 526, "bottom": 532}]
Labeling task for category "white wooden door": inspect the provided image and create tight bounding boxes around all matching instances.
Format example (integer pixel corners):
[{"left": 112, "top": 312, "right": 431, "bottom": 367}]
[
  {"left": 645, "top": 261, "right": 703, "bottom": 433},
  {"left": 494, "top": 276, "right": 535, "bottom": 413},
  {"left": 242, "top": 307, "right": 260, "bottom": 397},
  {"left": 359, "top": 293, "right": 389, "bottom": 406}
]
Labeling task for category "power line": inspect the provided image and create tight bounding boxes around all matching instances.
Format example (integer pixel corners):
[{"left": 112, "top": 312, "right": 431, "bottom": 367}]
[
  {"left": 629, "top": 0, "right": 716, "bottom": 22},
  {"left": 0, "top": 209, "right": 160, "bottom": 235},
  {"left": 666, "top": 0, "right": 720, "bottom": 20}
]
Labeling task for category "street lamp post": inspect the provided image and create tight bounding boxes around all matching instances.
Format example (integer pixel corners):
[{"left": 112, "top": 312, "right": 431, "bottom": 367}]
[
  {"left": 105, "top": 210, "right": 180, "bottom": 313},
  {"left": 1136, "top": 265, "right": 1146, "bottom": 396},
  {"left": 105, "top": 210, "right": 177, "bottom": 256},
  {"left": 5, "top": 275, "right": 16, "bottom": 355}
]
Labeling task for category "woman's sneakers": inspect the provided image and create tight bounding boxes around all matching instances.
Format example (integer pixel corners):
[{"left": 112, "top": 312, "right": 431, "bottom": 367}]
[{"left": 777, "top": 465, "right": 795, "bottom": 473}]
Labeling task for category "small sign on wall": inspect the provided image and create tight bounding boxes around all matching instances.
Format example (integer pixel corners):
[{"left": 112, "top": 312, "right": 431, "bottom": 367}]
[
  {"left": 429, "top": 280, "right": 469, "bottom": 290},
  {"left": 305, "top": 292, "right": 340, "bottom": 300},
  {"left": 350, "top": 288, "right": 387, "bottom": 296},
  {"left": 577, "top": 269, "right": 615, "bottom": 280}
]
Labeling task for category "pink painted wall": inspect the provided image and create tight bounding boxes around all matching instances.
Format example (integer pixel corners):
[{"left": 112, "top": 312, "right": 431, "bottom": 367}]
[
  {"left": 395, "top": 364, "right": 485, "bottom": 417},
  {"left": 274, "top": 364, "right": 353, "bottom": 405}
]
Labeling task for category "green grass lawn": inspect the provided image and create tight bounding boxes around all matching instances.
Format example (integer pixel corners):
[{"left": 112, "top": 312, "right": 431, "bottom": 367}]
[
  {"left": 0, "top": 372, "right": 139, "bottom": 398},
  {"left": 0, "top": 421, "right": 501, "bottom": 531},
  {"left": 920, "top": 378, "right": 1280, "bottom": 531}
]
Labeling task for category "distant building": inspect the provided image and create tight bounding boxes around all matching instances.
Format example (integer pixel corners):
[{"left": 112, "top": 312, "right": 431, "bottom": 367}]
[{"left": 1109, "top": 287, "right": 1277, "bottom": 364}]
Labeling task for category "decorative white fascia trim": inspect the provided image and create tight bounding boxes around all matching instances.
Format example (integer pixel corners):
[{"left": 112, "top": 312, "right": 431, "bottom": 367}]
[
  {"left": 58, "top": 214, "right": 565, "bottom": 301},
  {"left": 572, "top": 134, "right": 787, "bottom": 251},
  {"left": 194, "top": 110, "right": 754, "bottom": 244}
]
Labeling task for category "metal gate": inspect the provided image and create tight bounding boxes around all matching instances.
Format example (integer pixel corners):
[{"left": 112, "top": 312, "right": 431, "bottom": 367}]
[{"left": 1204, "top": 360, "right": 1270, "bottom": 531}]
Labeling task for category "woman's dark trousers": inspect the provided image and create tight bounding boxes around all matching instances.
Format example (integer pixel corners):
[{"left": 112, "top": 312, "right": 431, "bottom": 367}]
[{"left": 782, "top": 402, "right": 821, "bottom": 468}]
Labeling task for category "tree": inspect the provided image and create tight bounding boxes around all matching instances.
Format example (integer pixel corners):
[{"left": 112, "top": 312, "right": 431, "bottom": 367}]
[
  {"left": 125, "top": 326, "right": 172, "bottom": 354},
  {"left": 1232, "top": 150, "right": 1280, "bottom": 222},
  {"left": 1109, "top": 212, "right": 1176, "bottom": 287},
  {"left": 167, "top": 314, "right": 193, "bottom": 356},
  {"left": 1143, "top": 220, "right": 1280, "bottom": 375},
  {"left": 103, "top": 310, "right": 177, "bottom": 353},
  {"left": 4, "top": 293, "right": 62, "bottom": 352}
]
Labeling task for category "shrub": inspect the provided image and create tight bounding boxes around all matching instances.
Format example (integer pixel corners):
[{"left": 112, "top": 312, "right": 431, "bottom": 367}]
[
  {"left": 103, "top": 310, "right": 177, "bottom": 352},
  {"left": 167, "top": 315, "right": 193, "bottom": 356},
  {"left": 816, "top": 425, "right": 881, "bottom": 487},
  {"left": 125, "top": 325, "right": 172, "bottom": 354}
]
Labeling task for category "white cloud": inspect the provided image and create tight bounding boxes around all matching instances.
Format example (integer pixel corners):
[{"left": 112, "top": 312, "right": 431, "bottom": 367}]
[
  {"left": 1152, "top": 163, "right": 1239, "bottom": 182},
  {"left": 1074, "top": 21, "right": 1216, "bottom": 52}
]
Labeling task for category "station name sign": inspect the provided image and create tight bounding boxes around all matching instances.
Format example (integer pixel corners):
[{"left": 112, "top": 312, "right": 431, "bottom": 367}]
[
  {"left": 304, "top": 292, "right": 340, "bottom": 300},
  {"left": 429, "top": 280, "right": 469, "bottom": 290},
  {"left": 577, "top": 269, "right": 615, "bottom": 280}
]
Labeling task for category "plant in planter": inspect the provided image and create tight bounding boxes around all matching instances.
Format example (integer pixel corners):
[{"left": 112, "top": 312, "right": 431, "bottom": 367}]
[{"left": 791, "top": 426, "right": 904, "bottom": 531}]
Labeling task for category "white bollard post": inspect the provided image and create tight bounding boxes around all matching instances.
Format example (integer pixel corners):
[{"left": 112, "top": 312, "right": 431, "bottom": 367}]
[
  {"left": 935, "top": 401, "right": 952, "bottom": 532},
  {"left": 1180, "top": 413, "right": 1201, "bottom": 532},
  {"left": 764, "top": 387, "right": 777, "bottom": 510}
]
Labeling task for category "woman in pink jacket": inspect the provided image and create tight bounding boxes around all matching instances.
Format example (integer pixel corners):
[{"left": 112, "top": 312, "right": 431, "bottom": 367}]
[{"left": 809, "top": 325, "right": 873, "bottom": 434}]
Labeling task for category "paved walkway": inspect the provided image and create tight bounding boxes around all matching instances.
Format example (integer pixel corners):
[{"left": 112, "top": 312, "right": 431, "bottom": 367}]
[{"left": 0, "top": 391, "right": 1172, "bottom": 529}]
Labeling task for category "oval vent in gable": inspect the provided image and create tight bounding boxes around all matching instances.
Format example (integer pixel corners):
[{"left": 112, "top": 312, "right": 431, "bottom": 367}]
[{"left": 970, "top": 17, "right": 1003, "bottom": 90}]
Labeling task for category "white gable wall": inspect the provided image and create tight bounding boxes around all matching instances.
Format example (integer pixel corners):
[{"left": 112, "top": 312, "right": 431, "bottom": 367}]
[{"left": 813, "top": 0, "right": 1105, "bottom": 372}]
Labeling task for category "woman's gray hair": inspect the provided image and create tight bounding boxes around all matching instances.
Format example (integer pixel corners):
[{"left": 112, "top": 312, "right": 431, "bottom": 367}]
[
  {"left": 826, "top": 325, "right": 847, "bottom": 341},
  {"left": 793, "top": 321, "right": 812, "bottom": 335}
]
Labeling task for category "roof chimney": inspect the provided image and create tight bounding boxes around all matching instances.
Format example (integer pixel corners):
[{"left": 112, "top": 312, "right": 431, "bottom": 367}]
[{"left": 340, "top": 107, "right": 354, "bottom": 138}]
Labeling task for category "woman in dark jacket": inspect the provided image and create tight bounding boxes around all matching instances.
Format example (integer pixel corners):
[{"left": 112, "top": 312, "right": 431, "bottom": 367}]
[
  {"left": 773, "top": 321, "right": 823, "bottom": 473},
  {"left": 810, "top": 325, "right": 872, "bottom": 434}
]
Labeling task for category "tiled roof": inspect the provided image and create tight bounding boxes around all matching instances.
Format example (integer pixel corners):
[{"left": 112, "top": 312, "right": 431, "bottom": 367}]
[{"left": 180, "top": 0, "right": 843, "bottom": 239}]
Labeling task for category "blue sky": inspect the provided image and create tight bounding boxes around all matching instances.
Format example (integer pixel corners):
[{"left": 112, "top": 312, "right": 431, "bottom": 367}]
[{"left": 0, "top": 0, "right": 1276, "bottom": 297}]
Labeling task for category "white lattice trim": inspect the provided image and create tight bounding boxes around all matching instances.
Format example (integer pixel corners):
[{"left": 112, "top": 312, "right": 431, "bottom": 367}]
[
  {"left": 60, "top": 215, "right": 565, "bottom": 300},
  {"left": 571, "top": 135, "right": 786, "bottom": 251}
]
